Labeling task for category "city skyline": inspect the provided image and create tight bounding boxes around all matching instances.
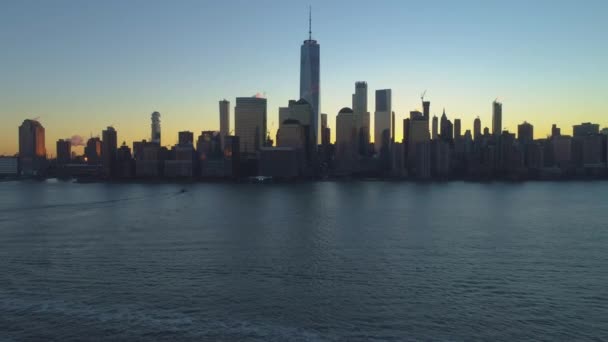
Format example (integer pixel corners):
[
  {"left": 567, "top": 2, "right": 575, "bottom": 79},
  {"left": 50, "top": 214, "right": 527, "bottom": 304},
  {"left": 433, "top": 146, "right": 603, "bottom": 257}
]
[{"left": 1, "top": 1, "right": 607, "bottom": 156}]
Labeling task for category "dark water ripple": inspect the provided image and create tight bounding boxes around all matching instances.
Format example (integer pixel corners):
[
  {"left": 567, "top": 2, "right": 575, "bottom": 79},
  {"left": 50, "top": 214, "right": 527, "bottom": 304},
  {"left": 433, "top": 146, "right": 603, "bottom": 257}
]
[{"left": 0, "top": 180, "right": 607, "bottom": 341}]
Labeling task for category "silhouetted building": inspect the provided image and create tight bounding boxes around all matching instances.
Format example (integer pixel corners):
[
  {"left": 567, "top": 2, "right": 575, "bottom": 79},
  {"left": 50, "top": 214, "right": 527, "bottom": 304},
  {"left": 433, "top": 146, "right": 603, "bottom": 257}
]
[
  {"left": 151, "top": 111, "right": 161, "bottom": 145},
  {"left": 258, "top": 147, "right": 299, "bottom": 178},
  {"left": 223, "top": 135, "right": 240, "bottom": 177},
  {"left": 352, "top": 82, "right": 370, "bottom": 156},
  {"left": 56, "top": 139, "right": 71, "bottom": 165},
  {"left": 135, "top": 141, "right": 162, "bottom": 177},
  {"left": 336, "top": 107, "right": 357, "bottom": 173},
  {"left": 440, "top": 109, "right": 453, "bottom": 141},
  {"left": 85, "top": 137, "right": 102, "bottom": 165},
  {"left": 116, "top": 142, "right": 133, "bottom": 178},
  {"left": 197, "top": 131, "right": 222, "bottom": 177},
  {"left": 474, "top": 117, "right": 481, "bottom": 141},
  {"left": 374, "top": 89, "right": 392, "bottom": 153},
  {"left": 518, "top": 122, "right": 534, "bottom": 144},
  {"left": 573, "top": 122, "right": 600, "bottom": 137},
  {"left": 552, "top": 124, "right": 561, "bottom": 137},
  {"left": 102, "top": 126, "right": 117, "bottom": 177},
  {"left": 219, "top": 99, "right": 230, "bottom": 149},
  {"left": 300, "top": 10, "right": 320, "bottom": 144},
  {"left": 407, "top": 112, "right": 430, "bottom": 176},
  {"left": 492, "top": 100, "right": 502, "bottom": 137},
  {"left": 454, "top": 119, "right": 462, "bottom": 139},
  {"left": 19, "top": 119, "right": 46, "bottom": 175},
  {"left": 178, "top": 131, "right": 194, "bottom": 146},
  {"left": 432, "top": 115, "right": 438, "bottom": 140},
  {"left": 321, "top": 113, "right": 330, "bottom": 147},
  {"left": 235, "top": 96, "right": 267, "bottom": 156}
]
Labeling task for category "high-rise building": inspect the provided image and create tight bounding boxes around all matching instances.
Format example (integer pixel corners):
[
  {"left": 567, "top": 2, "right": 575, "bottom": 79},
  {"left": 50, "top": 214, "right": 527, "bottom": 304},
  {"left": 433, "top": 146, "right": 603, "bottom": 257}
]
[
  {"left": 85, "top": 137, "right": 102, "bottom": 165},
  {"left": 299, "top": 9, "right": 320, "bottom": 144},
  {"left": 178, "top": 131, "right": 194, "bottom": 146},
  {"left": 151, "top": 111, "right": 161, "bottom": 145},
  {"left": 352, "top": 81, "right": 368, "bottom": 114},
  {"left": 440, "top": 109, "right": 453, "bottom": 141},
  {"left": 352, "top": 81, "right": 370, "bottom": 154},
  {"left": 407, "top": 112, "right": 431, "bottom": 174},
  {"left": 573, "top": 122, "right": 600, "bottom": 137},
  {"left": 492, "top": 100, "right": 502, "bottom": 137},
  {"left": 374, "top": 89, "right": 392, "bottom": 153},
  {"left": 473, "top": 117, "right": 481, "bottom": 141},
  {"left": 432, "top": 115, "right": 438, "bottom": 140},
  {"left": 422, "top": 101, "right": 430, "bottom": 120},
  {"left": 454, "top": 119, "right": 462, "bottom": 139},
  {"left": 279, "top": 107, "right": 290, "bottom": 126},
  {"left": 18, "top": 119, "right": 46, "bottom": 175},
  {"left": 277, "top": 99, "right": 315, "bottom": 170},
  {"left": 219, "top": 99, "right": 230, "bottom": 149},
  {"left": 518, "top": 122, "right": 534, "bottom": 144},
  {"left": 336, "top": 107, "right": 357, "bottom": 171},
  {"left": 56, "top": 139, "right": 71, "bottom": 165},
  {"left": 552, "top": 124, "right": 561, "bottom": 137},
  {"left": 102, "top": 126, "right": 117, "bottom": 177},
  {"left": 235, "top": 96, "right": 267, "bottom": 155},
  {"left": 321, "top": 113, "right": 330, "bottom": 146}
]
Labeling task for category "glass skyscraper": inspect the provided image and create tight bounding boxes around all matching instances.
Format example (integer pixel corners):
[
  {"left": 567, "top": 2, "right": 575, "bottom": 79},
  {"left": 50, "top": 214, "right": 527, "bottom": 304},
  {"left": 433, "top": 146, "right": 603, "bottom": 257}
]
[{"left": 299, "top": 11, "right": 320, "bottom": 144}]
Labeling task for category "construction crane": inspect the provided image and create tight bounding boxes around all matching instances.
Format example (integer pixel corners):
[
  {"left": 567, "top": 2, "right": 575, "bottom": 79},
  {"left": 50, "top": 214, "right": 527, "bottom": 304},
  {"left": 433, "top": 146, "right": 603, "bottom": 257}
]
[{"left": 420, "top": 90, "right": 427, "bottom": 102}]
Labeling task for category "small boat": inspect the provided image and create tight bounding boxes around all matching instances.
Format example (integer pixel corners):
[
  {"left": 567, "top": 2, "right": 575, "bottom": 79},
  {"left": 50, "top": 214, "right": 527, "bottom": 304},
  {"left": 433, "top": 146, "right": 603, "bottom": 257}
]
[{"left": 180, "top": 188, "right": 187, "bottom": 193}]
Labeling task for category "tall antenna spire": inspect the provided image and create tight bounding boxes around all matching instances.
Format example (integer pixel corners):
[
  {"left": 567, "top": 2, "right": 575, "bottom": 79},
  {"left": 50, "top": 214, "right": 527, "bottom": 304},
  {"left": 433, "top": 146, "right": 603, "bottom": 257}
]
[{"left": 308, "top": 5, "right": 312, "bottom": 40}]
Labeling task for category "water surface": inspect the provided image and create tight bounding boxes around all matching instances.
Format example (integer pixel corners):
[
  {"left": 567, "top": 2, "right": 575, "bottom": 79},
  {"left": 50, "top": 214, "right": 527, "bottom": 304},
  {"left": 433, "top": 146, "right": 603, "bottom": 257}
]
[{"left": 1, "top": 180, "right": 607, "bottom": 341}]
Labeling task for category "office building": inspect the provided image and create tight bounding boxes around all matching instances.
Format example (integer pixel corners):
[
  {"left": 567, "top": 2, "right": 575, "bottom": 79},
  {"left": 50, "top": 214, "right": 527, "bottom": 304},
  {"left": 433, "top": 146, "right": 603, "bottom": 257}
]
[
  {"left": 454, "top": 119, "right": 462, "bottom": 139},
  {"left": 518, "top": 122, "right": 534, "bottom": 144},
  {"left": 18, "top": 119, "right": 46, "bottom": 175},
  {"left": 102, "top": 126, "right": 117, "bottom": 177},
  {"left": 432, "top": 115, "right": 438, "bottom": 140},
  {"left": 374, "top": 89, "right": 392, "bottom": 153},
  {"left": 573, "top": 122, "right": 600, "bottom": 137},
  {"left": 474, "top": 117, "right": 481, "bottom": 141},
  {"left": 178, "top": 131, "right": 194, "bottom": 146},
  {"left": 56, "top": 139, "right": 71, "bottom": 164},
  {"left": 235, "top": 96, "right": 267, "bottom": 155},
  {"left": 151, "top": 111, "right": 161, "bottom": 145},
  {"left": 300, "top": 9, "right": 320, "bottom": 144},
  {"left": 219, "top": 99, "right": 230, "bottom": 149},
  {"left": 492, "top": 100, "right": 502, "bottom": 137},
  {"left": 85, "top": 137, "right": 102, "bottom": 165}
]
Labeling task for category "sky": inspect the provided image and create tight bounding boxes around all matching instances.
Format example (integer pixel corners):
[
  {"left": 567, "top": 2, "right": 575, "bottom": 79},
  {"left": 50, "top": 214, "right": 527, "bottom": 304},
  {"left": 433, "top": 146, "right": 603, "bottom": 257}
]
[{"left": 1, "top": 0, "right": 607, "bottom": 156}]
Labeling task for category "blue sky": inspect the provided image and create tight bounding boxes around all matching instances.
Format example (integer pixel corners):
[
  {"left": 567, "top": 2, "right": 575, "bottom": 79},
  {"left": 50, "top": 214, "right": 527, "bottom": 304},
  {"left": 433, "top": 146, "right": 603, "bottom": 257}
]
[{"left": 1, "top": 0, "right": 607, "bottom": 155}]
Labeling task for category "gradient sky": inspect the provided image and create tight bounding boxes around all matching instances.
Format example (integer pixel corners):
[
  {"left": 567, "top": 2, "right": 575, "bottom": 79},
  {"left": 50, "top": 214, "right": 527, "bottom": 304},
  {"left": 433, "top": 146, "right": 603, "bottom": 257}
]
[{"left": 1, "top": 0, "right": 607, "bottom": 156}]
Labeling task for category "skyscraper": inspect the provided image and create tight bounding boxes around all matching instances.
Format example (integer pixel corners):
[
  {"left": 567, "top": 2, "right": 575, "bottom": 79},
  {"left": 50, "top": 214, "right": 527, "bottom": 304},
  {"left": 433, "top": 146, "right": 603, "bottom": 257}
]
[
  {"left": 454, "top": 119, "right": 462, "bottom": 139},
  {"left": 299, "top": 8, "right": 320, "bottom": 144},
  {"left": 235, "top": 96, "right": 267, "bottom": 155},
  {"left": 336, "top": 107, "right": 357, "bottom": 171},
  {"left": 474, "top": 117, "right": 481, "bottom": 141},
  {"left": 219, "top": 99, "right": 230, "bottom": 149},
  {"left": 374, "top": 89, "right": 392, "bottom": 153},
  {"left": 518, "top": 122, "right": 534, "bottom": 143},
  {"left": 492, "top": 100, "right": 502, "bottom": 137},
  {"left": 56, "top": 139, "right": 71, "bottom": 164},
  {"left": 85, "top": 137, "right": 102, "bottom": 165},
  {"left": 422, "top": 101, "right": 430, "bottom": 120},
  {"left": 18, "top": 119, "right": 46, "bottom": 175},
  {"left": 352, "top": 81, "right": 368, "bottom": 114},
  {"left": 352, "top": 81, "right": 370, "bottom": 156},
  {"left": 432, "top": 115, "right": 438, "bottom": 140},
  {"left": 102, "top": 126, "right": 117, "bottom": 177},
  {"left": 178, "top": 131, "right": 194, "bottom": 146},
  {"left": 151, "top": 111, "right": 161, "bottom": 145}
]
